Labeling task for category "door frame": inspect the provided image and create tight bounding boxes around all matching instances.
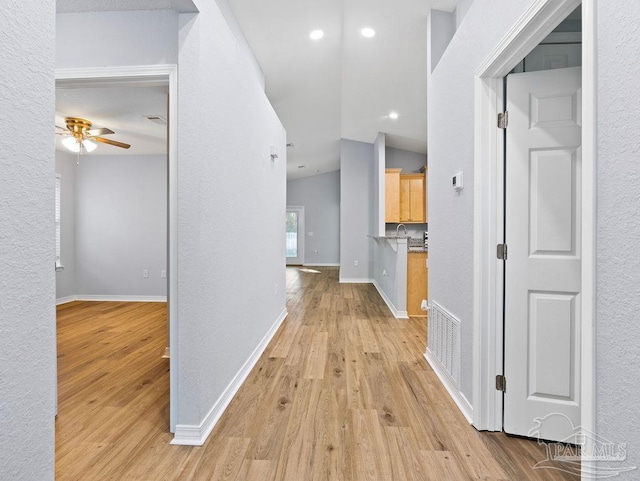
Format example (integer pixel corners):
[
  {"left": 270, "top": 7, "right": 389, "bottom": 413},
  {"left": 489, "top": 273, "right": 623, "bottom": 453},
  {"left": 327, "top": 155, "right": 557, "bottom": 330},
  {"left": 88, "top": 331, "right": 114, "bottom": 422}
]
[
  {"left": 286, "top": 206, "right": 305, "bottom": 265},
  {"left": 471, "top": 0, "right": 596, "bottom": 472},
  {"left": 55, "top": 64, "right": 179, "bottom": 433}
]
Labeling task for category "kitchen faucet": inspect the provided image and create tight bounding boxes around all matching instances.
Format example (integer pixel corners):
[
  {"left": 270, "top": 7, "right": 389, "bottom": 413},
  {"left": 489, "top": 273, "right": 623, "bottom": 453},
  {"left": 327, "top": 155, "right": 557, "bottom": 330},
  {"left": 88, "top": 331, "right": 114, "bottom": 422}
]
[{"left": 396, "top": 224, "right": 407, "bottom": 238}]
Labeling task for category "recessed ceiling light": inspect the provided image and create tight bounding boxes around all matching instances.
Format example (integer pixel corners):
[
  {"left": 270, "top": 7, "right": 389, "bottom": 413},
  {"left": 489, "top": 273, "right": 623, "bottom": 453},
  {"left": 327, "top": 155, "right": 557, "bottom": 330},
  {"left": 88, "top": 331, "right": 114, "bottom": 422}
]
[
  {"left": 389, "top": 111, "right": 399, "bottom": 120},
  {"left": 309, "top": 30, "right": 324, "bottom": 40},
  {"left": 361, "top": 27, "right": 376, "bottom": 38}
]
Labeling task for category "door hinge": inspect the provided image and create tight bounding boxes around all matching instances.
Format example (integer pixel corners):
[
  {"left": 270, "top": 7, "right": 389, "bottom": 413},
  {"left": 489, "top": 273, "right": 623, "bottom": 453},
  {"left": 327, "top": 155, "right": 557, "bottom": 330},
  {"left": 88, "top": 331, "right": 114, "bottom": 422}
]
[
  {"left": 497, "top": 243, "right": 508, "bottom": 260},
  {"left": 496, "top": 374, "right": 506, "bottom": 392},
  {"left": 497, "top": 111, "right": 509, "bottom": 129}
]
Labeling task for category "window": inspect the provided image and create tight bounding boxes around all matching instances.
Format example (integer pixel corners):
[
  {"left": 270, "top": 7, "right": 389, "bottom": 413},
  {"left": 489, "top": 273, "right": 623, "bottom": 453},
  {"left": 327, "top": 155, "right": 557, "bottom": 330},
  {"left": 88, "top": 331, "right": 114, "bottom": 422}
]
[
  {"left": 286, "top": 211, "right": 298, "bottom": 258},
  {"left": 55, "top": 174, "right": 63, "bottom": 270}
]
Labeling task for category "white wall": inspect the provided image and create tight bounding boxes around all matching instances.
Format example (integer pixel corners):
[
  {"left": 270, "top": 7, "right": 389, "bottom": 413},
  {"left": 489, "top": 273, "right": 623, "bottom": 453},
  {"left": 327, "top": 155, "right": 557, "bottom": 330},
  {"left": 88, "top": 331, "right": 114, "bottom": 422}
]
[
  {"left": 212, "top": 0, "right": 265, "bottom": 90},
  {"left": 0, "top": 1, "right": 56, "bottom": 480},
  {"left": 287, "top": 170, "right": 340, "bottom": 265},
  {"left": 385, "top": 146, "right": 427, "bottom": 173},
  {"left": 56, "top": 9, "right": 179, "bottom": 67},
  {"left": 373, "top": 133, "right": 386, "bottom": 237},
  {"left": 340, "top": 139, "right": 374, "bottom": 281},
  {"left": 56, "top": 151, "right": 77, "bottom": 300},
  {"left": 596, "top": 3, "right": 640, "bottom": 477},
  {"left": 74, "top": 154, "right": 167, "bottom": 298},
  {"left": 455, "top": 0, "right": 474, "bottom": 29},
  {"left": 177, "top": 1, "right": 287, "bottom": 428},
  {"left": 427, "top": 0, "right": 537, "bottom": 405},
  {"left": 373, "top": 241, "right": 408, "bottom": 316},
  {"left": 427, "top": 10, "right": 456, "bottom": 74}
]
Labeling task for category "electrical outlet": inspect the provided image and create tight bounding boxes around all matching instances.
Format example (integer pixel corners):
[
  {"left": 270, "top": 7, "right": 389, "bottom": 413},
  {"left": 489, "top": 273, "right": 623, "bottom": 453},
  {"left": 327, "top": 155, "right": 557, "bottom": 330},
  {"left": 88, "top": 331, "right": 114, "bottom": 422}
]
[
  {"left": 143, "top": 269, "right": 149, "bottom": 279},
  {"left": 383, "top": 269, "right": 387, "bottom": 276},
  {"left": 308, "top": 232, "right": 314, "bottom": 237},
  {"left": 161, "top": 270, "right": 167, "bottom": 278},
  {"left": 354, "top": 260, "right": 359, "bottom": 267}
]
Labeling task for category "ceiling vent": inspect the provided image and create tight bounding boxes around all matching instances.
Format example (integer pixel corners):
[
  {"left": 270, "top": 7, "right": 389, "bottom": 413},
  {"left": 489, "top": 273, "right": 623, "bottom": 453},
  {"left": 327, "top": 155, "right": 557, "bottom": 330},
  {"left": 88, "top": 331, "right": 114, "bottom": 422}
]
[{"left": 144, "top": 115, "right": 167, "bottom": 125}]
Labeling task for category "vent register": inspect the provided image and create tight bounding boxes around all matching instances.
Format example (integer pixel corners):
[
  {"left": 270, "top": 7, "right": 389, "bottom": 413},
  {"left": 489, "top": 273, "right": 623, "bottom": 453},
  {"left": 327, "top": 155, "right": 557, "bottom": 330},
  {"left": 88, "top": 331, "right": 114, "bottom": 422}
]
[{"left": 427, "top": 301, "right": 461, "bottom": 387}]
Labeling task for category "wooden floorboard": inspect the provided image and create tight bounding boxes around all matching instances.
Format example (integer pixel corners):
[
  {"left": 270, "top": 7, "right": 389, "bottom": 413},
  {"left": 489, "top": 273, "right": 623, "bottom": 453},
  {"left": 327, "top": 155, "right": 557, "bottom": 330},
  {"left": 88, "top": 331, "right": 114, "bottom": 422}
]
[{"left": 56, "top": 268, "right": 579, "bottom": 480}]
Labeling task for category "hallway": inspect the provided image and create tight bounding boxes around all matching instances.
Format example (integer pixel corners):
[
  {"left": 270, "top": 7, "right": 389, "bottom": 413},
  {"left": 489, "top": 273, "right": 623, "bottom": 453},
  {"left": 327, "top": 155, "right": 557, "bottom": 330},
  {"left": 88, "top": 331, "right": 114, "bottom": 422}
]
[{"left": 56, "top": 268, "right": 577, "bottom": 480}]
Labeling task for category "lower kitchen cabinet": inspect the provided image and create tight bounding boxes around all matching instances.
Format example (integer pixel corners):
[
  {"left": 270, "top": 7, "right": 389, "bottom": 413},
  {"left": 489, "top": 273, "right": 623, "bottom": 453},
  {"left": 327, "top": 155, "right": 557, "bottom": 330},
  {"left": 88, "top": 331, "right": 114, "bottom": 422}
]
[{"left": 407, "top": 252, "right": 428, "bottom": 317}]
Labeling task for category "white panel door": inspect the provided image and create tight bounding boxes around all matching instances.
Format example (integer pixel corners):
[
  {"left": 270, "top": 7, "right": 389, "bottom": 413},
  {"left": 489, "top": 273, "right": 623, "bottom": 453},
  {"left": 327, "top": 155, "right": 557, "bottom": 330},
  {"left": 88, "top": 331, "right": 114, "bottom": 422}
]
[{"left": 504, "top": 67, "right": 582, "bottom": 442}]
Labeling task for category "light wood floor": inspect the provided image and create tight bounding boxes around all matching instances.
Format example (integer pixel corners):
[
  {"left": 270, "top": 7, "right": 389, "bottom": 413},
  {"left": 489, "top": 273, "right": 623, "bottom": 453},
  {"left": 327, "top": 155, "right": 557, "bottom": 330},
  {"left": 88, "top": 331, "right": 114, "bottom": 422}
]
[{"left": 56, "top": 268, "right": 578, "bottom": 480}]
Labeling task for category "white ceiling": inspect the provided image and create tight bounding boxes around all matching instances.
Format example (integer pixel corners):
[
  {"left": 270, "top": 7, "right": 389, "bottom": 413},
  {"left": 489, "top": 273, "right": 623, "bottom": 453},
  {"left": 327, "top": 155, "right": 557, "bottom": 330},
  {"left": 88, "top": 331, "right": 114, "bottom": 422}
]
[
  {"left": 56, "top": 0, "right": 198, "bottom": 14},
  {"left": 55, "top": 86, "right": 168, "bottom": 156},
  {"left": 227, "top": 0, "right": 458, "bottom": 179}
]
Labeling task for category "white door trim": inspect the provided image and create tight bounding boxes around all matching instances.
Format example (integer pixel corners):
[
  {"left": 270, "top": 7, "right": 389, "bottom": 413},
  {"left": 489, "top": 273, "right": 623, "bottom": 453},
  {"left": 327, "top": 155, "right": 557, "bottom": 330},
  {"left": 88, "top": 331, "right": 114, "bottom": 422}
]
[
  {"left": 471, "top": 0, "right": 595, "bottom": 465},
  {"left": 55, "top": 64, "right": 179, "bottom": 433}
]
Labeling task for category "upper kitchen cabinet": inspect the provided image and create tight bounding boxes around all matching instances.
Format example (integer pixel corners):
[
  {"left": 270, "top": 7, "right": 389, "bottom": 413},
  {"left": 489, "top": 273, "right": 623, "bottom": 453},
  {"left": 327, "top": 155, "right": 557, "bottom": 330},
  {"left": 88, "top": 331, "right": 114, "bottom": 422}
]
[
  {"left": 385, "top": 169, "right": 427, "bottom": 224},
  {"left": 399, "top": 173, "right": 426, "bottom": 223}
]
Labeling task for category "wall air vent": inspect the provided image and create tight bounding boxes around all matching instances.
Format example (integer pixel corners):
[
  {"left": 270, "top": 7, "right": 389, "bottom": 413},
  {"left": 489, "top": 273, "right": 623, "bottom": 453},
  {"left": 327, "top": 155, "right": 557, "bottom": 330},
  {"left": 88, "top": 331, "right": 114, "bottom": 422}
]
[
  {"left": 144, "top": 115, "right": 168, "bottom": 125},
  {"left": 427, "top": 301, "right": 461, "bottom": 387}
]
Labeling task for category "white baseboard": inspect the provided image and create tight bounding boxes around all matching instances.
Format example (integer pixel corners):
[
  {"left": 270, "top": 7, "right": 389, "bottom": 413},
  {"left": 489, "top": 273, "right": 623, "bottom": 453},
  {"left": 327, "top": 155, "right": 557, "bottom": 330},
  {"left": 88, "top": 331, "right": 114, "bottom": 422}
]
[
  {"left": 56, "top": 295, "right": 77, "bottom": 306},
  {"left": 339, "top": 277, "right": 373, "bottom": 284},
  {"left": 57, "top": 295, "right": 167, "bottom": 304},
  {"left": 171, "top": 308, "right": 289, "bottom": 446},
  {"left": 303, "top": 263, "right": 340, "bottom": 267},
  {"left": 424, "top": 349, "right": 473, "bottom": 424},
  {"left": 372, "top": 280, "right": 408, "bottom": 319}
]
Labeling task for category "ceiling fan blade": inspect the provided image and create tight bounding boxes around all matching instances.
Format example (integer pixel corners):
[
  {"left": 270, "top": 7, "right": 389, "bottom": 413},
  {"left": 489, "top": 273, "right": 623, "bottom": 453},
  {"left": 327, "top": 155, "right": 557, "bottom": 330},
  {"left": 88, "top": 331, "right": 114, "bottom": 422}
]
[
  {"left": 86, "top": 127, "right": 115, "bottom": 136},
  {"left": 92, "top": 137, "right": 131, "bottom": 149}
]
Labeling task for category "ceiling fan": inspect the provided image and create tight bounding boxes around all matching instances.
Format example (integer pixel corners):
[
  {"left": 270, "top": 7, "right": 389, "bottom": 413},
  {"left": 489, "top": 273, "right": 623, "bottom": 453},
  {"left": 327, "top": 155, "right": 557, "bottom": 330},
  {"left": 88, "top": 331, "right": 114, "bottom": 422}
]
[{"left": 56, "top": 117, "right": 131, "bottom": 155}]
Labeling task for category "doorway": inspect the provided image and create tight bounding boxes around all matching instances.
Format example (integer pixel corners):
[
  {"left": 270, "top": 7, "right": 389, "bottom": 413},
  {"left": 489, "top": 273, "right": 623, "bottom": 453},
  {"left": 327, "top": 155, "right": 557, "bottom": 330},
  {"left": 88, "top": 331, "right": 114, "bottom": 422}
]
[
  {"left": 54, "top": 65, "right": 179, "bottom": 432},
  {"left": 286, "top": 206, "right": 305, "bottom": 265},
  {"left": 472, "top": 1, "right": 595, "bottom": 469}
]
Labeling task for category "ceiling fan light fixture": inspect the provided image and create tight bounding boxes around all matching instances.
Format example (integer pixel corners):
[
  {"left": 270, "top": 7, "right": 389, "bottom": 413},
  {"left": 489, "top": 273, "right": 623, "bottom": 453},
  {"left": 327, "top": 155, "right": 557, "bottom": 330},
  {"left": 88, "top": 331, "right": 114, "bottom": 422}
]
[
  {"left": 82, "top": 139, "right": 97, "bottom": 152},
  {"left": 62, "top": 136, "right": 81, "bottom": 153}
]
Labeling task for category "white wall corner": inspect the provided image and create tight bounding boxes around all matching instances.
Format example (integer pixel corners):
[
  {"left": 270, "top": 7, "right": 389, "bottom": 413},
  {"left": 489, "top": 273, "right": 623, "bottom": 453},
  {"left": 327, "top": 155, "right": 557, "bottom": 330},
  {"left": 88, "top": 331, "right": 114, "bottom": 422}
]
[
  {"left": 372, "top": 280, "right": 409, "bottom": 319},
  {"left": 425, "top": 350, "right": 473, "bottom": 424},
  {"left": 171, "top": 308, "right": 288, "bottom": 446}
]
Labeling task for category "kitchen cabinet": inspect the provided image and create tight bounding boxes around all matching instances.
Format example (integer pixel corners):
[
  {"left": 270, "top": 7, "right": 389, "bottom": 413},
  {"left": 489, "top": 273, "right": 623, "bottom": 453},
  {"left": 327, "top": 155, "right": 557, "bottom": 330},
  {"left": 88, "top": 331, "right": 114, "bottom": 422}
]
[
  {"left": 399, "top": 174, "right": 426, "bottom": 223},
  {"left": 407, "top": 252, "right": 428, "bottom": 317},
  {"left": 385, "top": 169, "right": 426, "bottom": 224},
  {"left": 385, "top": 169, "right": 401, "bottom": 223}
]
